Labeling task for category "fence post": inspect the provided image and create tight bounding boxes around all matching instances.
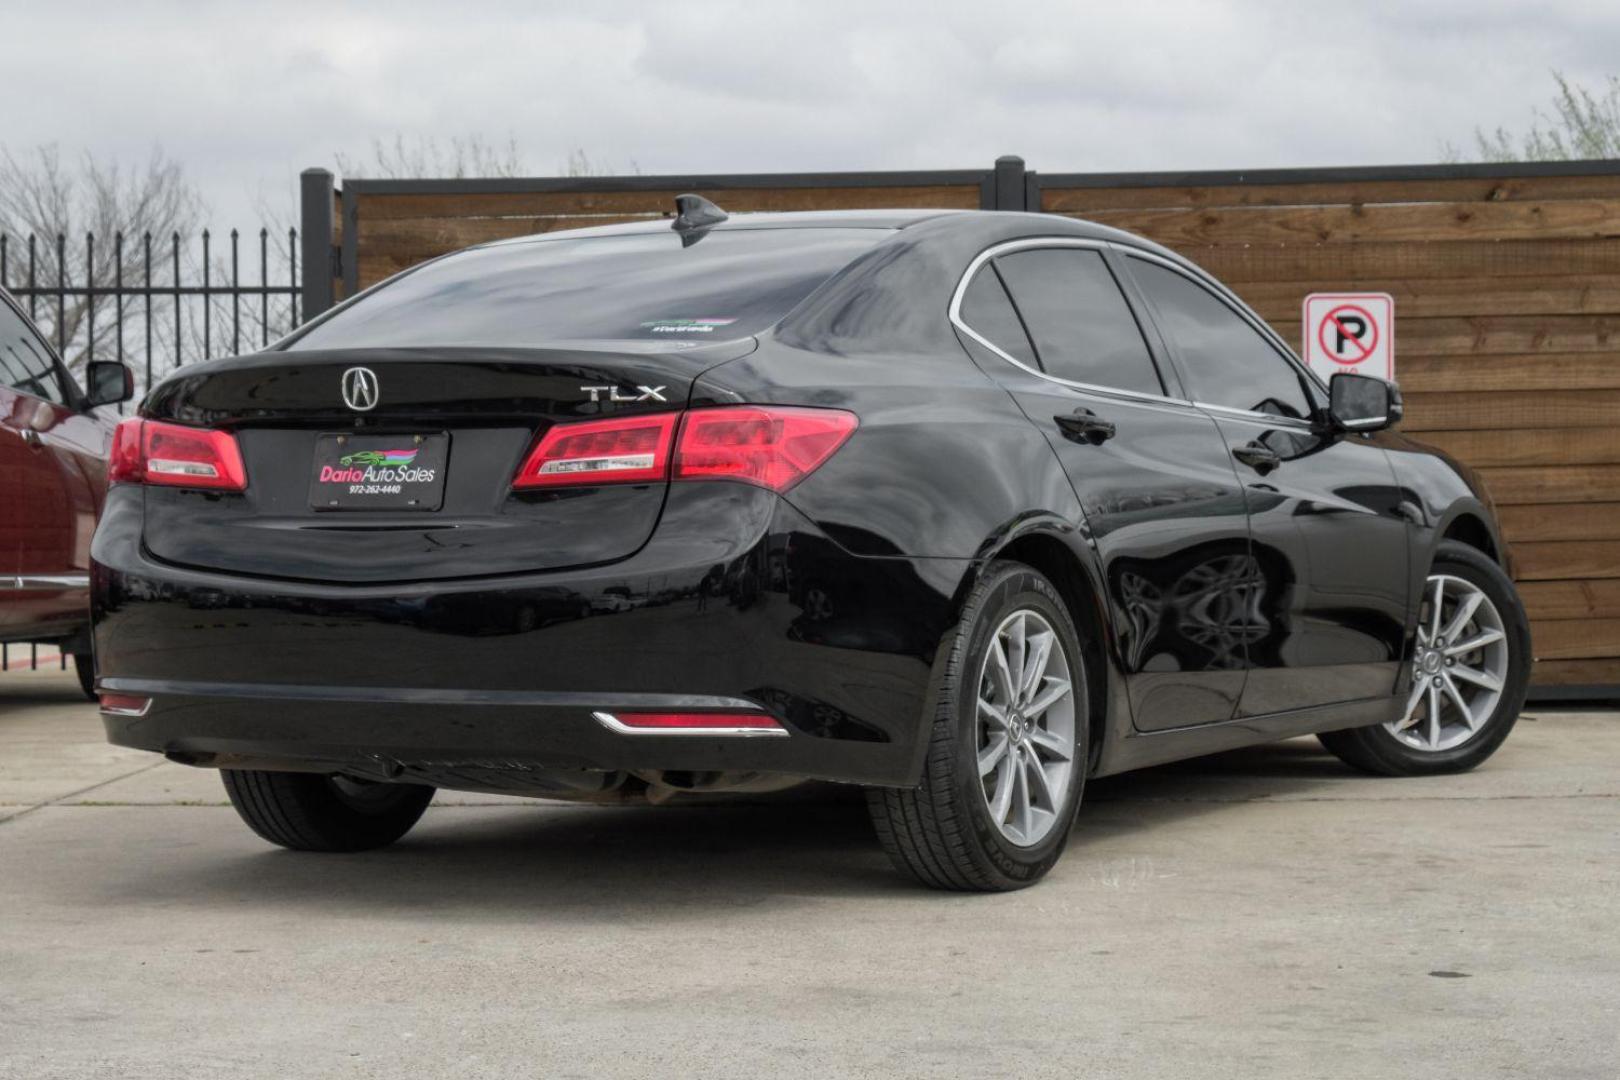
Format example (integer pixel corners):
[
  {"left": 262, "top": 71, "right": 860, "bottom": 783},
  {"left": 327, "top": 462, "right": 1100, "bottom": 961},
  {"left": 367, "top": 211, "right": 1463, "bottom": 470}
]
[
  {"left": 988, "top": 155, "right": 1027, "bottom": 211},
  {"left": 299, "top": 168, "right": 335, "bottom": 322}
]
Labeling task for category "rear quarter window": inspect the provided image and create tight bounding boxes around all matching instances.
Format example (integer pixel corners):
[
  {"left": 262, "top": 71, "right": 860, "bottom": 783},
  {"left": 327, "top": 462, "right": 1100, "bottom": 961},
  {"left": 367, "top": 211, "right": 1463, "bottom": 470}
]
[
  {"left": 286, "top": 228, "right": 888, "bottom": 351},
  {"left": 958, "top": 266, "right": 1039, "bottom": 368},
  {"left": 992, "top": 247, "right": 1164, "bottom": 397}
]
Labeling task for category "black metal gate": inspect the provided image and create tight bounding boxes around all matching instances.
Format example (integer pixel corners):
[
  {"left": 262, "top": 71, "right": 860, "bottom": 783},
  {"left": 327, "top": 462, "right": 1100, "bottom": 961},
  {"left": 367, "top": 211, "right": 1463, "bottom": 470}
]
[{"left": 0, "top": 228, "right": 301, "bottom": 404}]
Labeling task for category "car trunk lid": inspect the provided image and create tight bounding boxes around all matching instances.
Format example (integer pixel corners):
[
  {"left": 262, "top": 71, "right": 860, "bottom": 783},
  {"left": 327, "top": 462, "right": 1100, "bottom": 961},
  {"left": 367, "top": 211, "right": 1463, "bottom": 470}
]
[{"left": 137, "top": 342, "right": 751, "bottom": 584}]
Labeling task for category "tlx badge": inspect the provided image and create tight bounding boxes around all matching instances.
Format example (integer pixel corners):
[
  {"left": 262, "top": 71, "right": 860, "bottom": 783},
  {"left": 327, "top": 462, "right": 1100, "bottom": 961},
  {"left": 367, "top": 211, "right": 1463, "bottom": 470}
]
[{"left": 581, "top": 385, "right": 668, "bottom": 403}]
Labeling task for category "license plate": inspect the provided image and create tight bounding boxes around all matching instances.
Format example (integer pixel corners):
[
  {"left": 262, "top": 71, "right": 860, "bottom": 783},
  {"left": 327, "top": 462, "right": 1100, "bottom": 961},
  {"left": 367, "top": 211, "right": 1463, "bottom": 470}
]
[{"left": 308, "top": 433, "right": 449, "bottom": 511}]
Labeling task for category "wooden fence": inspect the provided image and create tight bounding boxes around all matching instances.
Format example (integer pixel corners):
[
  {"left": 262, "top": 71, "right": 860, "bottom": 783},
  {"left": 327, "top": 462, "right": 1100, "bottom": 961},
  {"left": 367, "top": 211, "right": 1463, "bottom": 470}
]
[
  {"left": 299, "top": 156, "right": 1620, "bottom": 697},
  {"left": 302, "top": 162, "right": 1024, "bottom": 302}
]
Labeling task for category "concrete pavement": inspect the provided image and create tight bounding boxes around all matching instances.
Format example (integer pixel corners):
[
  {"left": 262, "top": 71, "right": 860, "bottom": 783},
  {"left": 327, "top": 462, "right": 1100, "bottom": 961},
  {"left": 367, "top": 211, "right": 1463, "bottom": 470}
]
[{"left": 1, "top": 667, "right": 1617, "bottom": 1079}]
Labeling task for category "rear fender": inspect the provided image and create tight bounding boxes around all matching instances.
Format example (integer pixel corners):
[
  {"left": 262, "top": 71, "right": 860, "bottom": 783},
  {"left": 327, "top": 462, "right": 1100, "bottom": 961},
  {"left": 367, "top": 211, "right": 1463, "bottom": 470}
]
[{"left": 914, "top": 517, "right": 1132, "bottom": 781}]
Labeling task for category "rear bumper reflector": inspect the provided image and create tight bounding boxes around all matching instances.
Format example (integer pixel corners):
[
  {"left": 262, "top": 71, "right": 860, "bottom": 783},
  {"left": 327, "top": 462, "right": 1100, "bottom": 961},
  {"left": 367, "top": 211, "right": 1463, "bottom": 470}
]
[
  {"left": 99, "top": 693, "right": 152, "bottom": 717},
  {"left": 591, "top": 710, "right": 788, "bottom": 737}
]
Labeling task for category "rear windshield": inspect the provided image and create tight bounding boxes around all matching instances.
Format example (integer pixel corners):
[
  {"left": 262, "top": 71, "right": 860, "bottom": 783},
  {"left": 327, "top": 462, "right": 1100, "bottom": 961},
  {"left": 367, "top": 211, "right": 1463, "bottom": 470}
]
[{"left": 285, "top": 227, "right": 888, "bottom": 350}]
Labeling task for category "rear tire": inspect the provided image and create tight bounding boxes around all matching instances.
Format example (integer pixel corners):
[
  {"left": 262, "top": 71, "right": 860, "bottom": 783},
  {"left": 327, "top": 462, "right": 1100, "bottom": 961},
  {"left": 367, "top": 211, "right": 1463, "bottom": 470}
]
[
  {"left": 867, "top": 561, "right": 1088, "bottom": 892},
  {"left": 221, "top": 770, "right": 434, "bottom": 852},
  {"left": 1319, "top": 541, "right": 1530, "bottom": 776},
  {"left": 72, "top": 652, "right": 96, "bottom": 701}
]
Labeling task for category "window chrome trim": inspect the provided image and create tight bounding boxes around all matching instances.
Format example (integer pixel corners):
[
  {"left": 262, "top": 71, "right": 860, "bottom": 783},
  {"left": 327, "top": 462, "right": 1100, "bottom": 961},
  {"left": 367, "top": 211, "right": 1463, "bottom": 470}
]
[
  {"left": 1196, "top": 402, "right": 1318, "bottom": 429},
  {"left": 951, "top": 236, "right": 1329, "bottom": 428},
  {"left": 948, "top": 237, "right": 1192, "bottom": 408}
]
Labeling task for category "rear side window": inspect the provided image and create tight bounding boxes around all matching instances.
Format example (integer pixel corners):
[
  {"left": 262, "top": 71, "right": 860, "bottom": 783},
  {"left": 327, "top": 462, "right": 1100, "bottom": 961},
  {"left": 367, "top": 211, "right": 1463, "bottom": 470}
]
[
  {"left": 958, "top": 266, "right": 1037, "bottom": 368},
  {"left": 0, "top": 300, "right": 65, "bottom": 405},
  {"left": 991, "top": 248, "right": 1163, "bottom": 396},
  {"left": 1127, "top": 257, "right": 1312, "bottom": 420},
  {"left": 286, "top": 228, "right": 887, "bottom": 350}
]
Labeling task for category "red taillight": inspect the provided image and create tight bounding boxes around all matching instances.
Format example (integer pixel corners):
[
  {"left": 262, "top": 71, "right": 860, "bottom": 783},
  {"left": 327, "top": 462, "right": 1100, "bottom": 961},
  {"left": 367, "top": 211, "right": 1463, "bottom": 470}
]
[
  {"left": 674, "top": 406, "right": 857, "bottom": 492},
  {"left": 512, "top": 406, "right": 856, "bottom": 492},
  {"left": 591, "top": 710, "right": 787, "bottom": 737},
  {"left": 512, "top": 413, "right": 679, "bottom": 489},
  {"left": 108, "top": 419, "right": 145, "bottom": 484},
  {"left": 108, "top": 418, "right": 247, "bottom": 492}
]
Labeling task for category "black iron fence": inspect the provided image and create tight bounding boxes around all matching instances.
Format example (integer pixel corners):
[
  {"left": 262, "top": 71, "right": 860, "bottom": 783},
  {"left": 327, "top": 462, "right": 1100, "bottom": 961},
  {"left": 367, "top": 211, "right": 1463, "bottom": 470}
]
[
  {"left": 0, "top": 227, "right": 302, "bottom": 404},
  {"left": 2, "top": 227, "right": 305, "bottom": 672}
]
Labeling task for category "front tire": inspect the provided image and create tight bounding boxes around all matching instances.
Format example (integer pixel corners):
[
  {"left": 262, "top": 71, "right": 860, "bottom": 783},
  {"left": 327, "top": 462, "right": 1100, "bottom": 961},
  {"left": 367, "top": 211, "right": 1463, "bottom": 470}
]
[
  {"left": 1319, "top": 540, "right": 1530, "bottom": 776},
  {"left": 221, "top": 770, "right": 434, "bottom": 852},
  {"left": 867, "top": 561, "right": 1088, "bottom": 891}
]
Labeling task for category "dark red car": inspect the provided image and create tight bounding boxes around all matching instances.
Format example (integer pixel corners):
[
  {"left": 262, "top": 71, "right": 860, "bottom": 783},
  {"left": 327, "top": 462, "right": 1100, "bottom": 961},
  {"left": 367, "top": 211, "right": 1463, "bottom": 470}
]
[{"left": 1, "top": 287, "right": 132, "bottom": 695}]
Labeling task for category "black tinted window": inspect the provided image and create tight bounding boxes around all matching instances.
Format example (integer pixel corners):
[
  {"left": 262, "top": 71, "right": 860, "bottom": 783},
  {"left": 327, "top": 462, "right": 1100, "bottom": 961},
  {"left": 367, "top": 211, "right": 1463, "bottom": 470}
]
[
  {"left": 288, "top": 228, "right": 886, "bottom": 350},
  {"left": 992, "top": 248, "right": 1162, "bottom": 396},
  {"left": 1128, "top": 258, "right": 1311, "bottom": 419},
  {"left": 958, "top": 266, "right": 1037, "bottom": 367},
  {"left": 0, "top": 301, "right": 65, "bottom": 404}
]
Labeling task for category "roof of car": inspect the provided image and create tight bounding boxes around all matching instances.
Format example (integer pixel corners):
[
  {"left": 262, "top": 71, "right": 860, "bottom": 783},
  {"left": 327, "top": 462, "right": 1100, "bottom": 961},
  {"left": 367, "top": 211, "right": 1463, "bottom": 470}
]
[
  {"left": 480, "top": 208, "right": 955, "bottom": 247},
  {"left": 479, "top": 207, "right": 1165, "bottom": 248}
]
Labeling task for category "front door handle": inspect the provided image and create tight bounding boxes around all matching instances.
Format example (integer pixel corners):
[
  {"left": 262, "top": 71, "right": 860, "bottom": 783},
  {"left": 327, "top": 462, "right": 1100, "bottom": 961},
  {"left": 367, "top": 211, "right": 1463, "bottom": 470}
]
[
  {"left": 1054, "top": 408, "right": 1116, "bottom": 445},
  {"left": 1232, "top": 440, "right": 1281, "bottom": 475}
]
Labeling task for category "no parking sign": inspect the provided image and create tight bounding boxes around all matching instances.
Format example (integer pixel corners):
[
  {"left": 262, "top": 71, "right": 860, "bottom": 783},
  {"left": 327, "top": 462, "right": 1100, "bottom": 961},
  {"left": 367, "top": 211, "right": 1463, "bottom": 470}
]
[{"left": 1302, "top": 293, "right": 1394, "bottom": 382}]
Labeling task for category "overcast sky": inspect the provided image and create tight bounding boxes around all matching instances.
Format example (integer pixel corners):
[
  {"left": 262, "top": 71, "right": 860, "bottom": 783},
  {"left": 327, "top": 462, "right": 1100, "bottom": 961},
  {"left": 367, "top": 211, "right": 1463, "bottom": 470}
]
[{"left": 8, "top": 0, "right": 1620, "bottom": 227}]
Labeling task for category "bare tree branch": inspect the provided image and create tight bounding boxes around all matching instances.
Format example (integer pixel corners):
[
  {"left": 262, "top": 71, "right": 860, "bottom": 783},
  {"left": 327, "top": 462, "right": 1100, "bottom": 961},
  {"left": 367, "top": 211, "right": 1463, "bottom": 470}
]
[
  {"left": 0, "top": 144, "right": 209, "bottom": 379},
  {"left": 1, "top": 138, "right": 641, "bottom": 397},
  {"left": 332, "top": 133, "right": 641, "bottom": 180},
  {"left": 335, "top": 132, "right": 527, "bottom": 180}
]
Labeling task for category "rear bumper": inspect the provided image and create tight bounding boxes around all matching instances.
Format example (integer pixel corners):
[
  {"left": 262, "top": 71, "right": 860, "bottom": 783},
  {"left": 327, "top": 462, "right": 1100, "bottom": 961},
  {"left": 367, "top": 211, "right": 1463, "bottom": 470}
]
[
  {"left": 91, "top": 483, "right": 970, "bottom": 789},
  {"left": 99, "top": 685, "right": 905, "bottom": 791}
]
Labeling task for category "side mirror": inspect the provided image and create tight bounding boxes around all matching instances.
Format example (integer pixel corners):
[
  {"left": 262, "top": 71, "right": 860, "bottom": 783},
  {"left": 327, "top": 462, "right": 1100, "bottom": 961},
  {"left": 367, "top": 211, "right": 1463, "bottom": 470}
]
[
  {"left": 1329, "top": 372, "right": 1402, "bottom": 432},
  {"left": 84, "top": 361, "right": 135, "bottom": 408}
]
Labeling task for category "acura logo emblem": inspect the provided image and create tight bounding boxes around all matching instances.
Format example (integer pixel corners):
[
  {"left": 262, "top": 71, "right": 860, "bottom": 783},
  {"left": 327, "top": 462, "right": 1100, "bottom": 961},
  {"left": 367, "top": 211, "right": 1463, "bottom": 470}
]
[{"left": 341, "top": 367, "right": 379, "bottom": 412}]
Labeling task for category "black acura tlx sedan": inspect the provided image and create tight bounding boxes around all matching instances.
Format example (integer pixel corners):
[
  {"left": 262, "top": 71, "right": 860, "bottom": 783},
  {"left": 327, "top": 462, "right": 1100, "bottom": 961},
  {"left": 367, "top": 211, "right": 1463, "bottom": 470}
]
[{"left": 91, "top": 198, "right": 1531, "bottom": 890}]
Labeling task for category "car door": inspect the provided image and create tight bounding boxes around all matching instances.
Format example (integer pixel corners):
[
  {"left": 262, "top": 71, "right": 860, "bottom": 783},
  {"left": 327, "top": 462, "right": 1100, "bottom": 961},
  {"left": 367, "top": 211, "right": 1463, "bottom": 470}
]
[
  {"left": 1122, "top": 252, "right": 1410, "bottom": 717},
  {"left": 0, "top": 296, "right": 102, "bottom": 636},
  {"left": 953, "top": 239, "right": 1256, "bottom": 730}
]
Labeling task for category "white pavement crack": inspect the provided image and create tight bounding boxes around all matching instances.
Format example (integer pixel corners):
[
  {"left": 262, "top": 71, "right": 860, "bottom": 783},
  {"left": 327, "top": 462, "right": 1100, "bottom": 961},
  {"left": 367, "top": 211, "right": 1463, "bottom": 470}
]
[{"left": 0, "top": 759, "right": 169, "bottom": 827}]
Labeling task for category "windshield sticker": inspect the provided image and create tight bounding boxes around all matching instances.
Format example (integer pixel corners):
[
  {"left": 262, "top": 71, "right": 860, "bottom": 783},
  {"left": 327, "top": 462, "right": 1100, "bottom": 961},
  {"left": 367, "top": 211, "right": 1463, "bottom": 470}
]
[{"left": 639, "top": 318, "right": 737, "bottom": 334}]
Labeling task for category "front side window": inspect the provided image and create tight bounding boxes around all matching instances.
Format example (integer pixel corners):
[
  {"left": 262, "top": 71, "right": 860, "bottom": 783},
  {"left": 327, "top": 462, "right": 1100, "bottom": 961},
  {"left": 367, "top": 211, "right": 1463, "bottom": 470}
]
[
  {"left": 1127, "top": 257, "right": 1311, "bottom": 419},
  {"left": 991, "top": 248, "right": 1164, "bottom": 396},
  {"left": 0, "top": 301, "right": 65, "bottom": 405},
  {"left": 286, "top": 228, "right": 888, "bottom": 351}
]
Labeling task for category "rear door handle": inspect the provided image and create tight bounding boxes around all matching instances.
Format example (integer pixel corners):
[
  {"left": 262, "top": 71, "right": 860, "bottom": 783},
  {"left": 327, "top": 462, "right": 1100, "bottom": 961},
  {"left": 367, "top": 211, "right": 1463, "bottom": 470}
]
[
  {"left": 1054, "top": 409, "right": 1116, "bottom": 445},
  {"left": 1232, "top": 440, "right": 1281, "bottom": 475}
]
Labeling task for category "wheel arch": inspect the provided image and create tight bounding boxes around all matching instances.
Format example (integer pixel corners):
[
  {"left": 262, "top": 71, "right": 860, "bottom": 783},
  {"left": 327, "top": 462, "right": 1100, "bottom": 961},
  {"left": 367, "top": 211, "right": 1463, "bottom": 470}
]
[
  {"left": 963, "top": 520, "right": 1122, "bottom": 774},
  {"left": 1432, "top": 500, "right": 1511, "bottom": 575},
  {"left": 1440, "top": 508, "right": 1501, "bottom": 564}
]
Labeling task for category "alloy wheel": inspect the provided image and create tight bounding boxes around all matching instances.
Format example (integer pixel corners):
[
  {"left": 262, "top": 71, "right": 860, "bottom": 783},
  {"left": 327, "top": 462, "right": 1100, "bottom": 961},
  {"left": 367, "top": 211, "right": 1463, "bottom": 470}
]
[
  {"left": 1387, "top": 573, "right": 1509, "bottom": 752},
  {"left": 976, "top": 608, "right": 1077, "bottom": 847}
]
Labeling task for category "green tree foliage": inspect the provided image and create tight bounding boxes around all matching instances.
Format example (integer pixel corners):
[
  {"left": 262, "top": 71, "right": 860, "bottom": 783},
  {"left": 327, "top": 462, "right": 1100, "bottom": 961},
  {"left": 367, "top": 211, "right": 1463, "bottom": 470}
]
[{"left": 1469, "top": 73, "right": 1620, "bottom": 162}]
